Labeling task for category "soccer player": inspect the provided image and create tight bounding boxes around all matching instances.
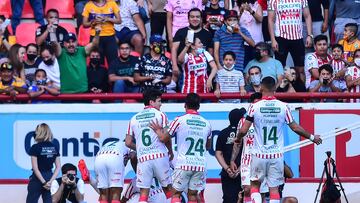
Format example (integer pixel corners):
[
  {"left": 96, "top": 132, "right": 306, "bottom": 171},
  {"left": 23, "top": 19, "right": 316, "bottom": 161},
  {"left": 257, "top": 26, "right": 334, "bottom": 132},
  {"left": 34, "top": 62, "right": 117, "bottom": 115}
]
[
  {"left": 94, "top": 140, "right": 130, "bottom": 203},
  {"left": 235, "top": 77, "right": 322, "bottom": 203},
  {"left": 125, "top": 89, "right": 173, "bottom": 203},
  {"left": 167, "top": 93, "right": 212, "bottom": 203}
]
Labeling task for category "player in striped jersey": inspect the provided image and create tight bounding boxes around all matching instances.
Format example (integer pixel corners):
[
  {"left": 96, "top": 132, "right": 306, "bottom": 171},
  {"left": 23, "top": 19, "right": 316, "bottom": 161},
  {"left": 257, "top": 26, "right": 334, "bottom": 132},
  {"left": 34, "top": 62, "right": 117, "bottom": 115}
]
[
  {"left": 167, "top": 93, "right": 212, "bottom": 203},
  {"left": 235, "top": 77, "right": 322, "bottom": 203},
  {"left": 125, "top": 89, "right": 173, "bottom": 203},
  {"left": 345, "top": 49, "right": 360, "bottom": 103}
]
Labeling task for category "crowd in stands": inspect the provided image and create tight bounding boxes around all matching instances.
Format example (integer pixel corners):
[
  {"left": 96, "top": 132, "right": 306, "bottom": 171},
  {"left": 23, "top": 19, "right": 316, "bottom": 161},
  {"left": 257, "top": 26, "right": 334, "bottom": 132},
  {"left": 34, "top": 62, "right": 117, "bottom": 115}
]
[{"left": 1, "top": 0, "right": 360, "bottom": 103}]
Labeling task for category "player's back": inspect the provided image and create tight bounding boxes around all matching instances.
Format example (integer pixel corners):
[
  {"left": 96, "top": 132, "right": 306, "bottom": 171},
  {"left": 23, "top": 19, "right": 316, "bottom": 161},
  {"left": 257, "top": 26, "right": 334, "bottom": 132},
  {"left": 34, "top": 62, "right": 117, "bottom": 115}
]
[
  {"left": 128, "top": 107, "right": 168, "bottom": 162},
  {"left": 249, "top": 97, "right": 293, "bottom": 158},
  {"left": 169, "top": 112, "right": 212, "bottom": 171},
  {"left": 96, "top": 140, "right": 129, "bottom": 157}
]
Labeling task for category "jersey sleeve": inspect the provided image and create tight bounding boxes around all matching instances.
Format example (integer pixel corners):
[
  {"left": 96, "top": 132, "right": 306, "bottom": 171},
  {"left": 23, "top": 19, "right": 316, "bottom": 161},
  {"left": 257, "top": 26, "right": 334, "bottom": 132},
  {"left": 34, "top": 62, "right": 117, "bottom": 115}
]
[
  {"left": 127, "top": 119, "right": 134, "bottom": 136},
  {"left": 268, "top": 0, "right": 276, "bottom": 11},
  {"left": 204, "top": 51, "right": 214, "bottom": 62},
  {"left": 247, "top": 104, "right": 255, "bottom": 118},
  {"left": 168, "top": 117, "right": 180, "bottom": 136},
  {"left": 239, "top": 71, "right": 245, "bottom": 87},
  {"left": 302, "top": 0, "right": 308, "bottom": 8},
  {"left": 237, "top": 117, "right": 245, "bottom": 135},
  {"left": 160, "top": 112, "right": 169, "bottom": 128},
  {"left": 110, "top": 1, "right": 120, "bottom": 14},
  {"left": 82, "top": 2, "right": 91, "bottom": 17},
  {"left": 285, "top": 105, "right": 294, "bottom": 124},
  {"left": 50, "top": 180, "right": 60, "bottom": 195}
]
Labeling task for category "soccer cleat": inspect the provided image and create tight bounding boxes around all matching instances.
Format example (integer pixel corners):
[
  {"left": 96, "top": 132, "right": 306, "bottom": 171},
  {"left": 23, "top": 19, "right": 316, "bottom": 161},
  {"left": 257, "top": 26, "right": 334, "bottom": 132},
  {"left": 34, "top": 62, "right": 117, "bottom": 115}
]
[{"left": 78, "top": 159, "right": 89, "bottom": 181}]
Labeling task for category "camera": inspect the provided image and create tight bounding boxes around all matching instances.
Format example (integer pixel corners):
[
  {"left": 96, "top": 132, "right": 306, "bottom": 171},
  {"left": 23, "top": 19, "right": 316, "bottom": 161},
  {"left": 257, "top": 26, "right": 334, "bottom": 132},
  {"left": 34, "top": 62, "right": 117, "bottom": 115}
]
[
  {"left": 323, "top": 78, "right": 329, "bottom": 85},
  {"left": 67, "top": 174, "right": 75, "bottom": 181}
]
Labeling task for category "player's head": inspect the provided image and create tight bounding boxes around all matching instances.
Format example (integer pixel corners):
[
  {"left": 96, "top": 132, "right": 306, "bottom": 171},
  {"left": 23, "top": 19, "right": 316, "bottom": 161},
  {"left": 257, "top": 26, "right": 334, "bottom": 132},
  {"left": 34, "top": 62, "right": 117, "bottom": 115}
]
[
  {"left": 185, "top": 93, "right": 201, "bottom": 110},
  {"left": 249, "top": 92, "right": 262, "bottom": 103},
  {"left": 260, "top": 76, "right": 276, "bottom": 92},
  {"left": 143, "top": 88, "right": 162, "bottom": 110},
  {"left": 35, "top": 123, "right": 53, "bottom": 142},
  {"left": 228, "top": 108, "right": 246, "bottom": 127}
]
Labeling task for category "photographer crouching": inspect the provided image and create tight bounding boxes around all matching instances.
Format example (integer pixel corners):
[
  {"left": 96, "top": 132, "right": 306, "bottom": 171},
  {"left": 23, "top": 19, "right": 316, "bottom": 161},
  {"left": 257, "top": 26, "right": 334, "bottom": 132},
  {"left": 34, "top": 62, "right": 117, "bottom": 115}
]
[{"left": 51, "top": 163, "right": 85, "bottom": 203}]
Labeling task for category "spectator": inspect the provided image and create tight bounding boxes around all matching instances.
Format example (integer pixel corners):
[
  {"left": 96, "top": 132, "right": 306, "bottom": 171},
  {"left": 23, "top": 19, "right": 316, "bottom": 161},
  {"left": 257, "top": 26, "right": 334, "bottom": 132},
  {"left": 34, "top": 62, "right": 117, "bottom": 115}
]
[
  {"left": 165, "top": 0, "right": 203, "bottom": 47},
  {"left": 203, "top": 0, "right": 228, "bottom": 37},
  {"left": 244, "top": 65, "right": 262, "bottom": 93},
  {"left": 108, "top": 42, "right": 140, "bottom": 93},
  {"left": 134, "top": 35, "right": 172, "bottom": 93},
  {"left": 331, "top": 44, "right": 349, "bottom": 98},
  {"left": 26, "top": 123, "right": 61, "bottom": 203},
  {"left": 148, "top": 0, "right": 167, "bottom": 38},
  {"left": 54, "top": 32, "right": 99, "bottom": 94},
  {"left": 214, "top": 10, "right": 255, "bottom": 71},
  {"left": 215, "top": 108, "right": 245, "bottom": 203},
  {"left": 74, "top": 0, "right": 88, "bottom": 28},
  {"left": 8, "top": 43, "right": 26, "bottom": 81},
  {"left": 332, "top": 0, "right": 360, "bottom": 43},
  {"left": 303, "top": 0, "right": 329, "bottom": 40},
  {"left": 244, "top": 42, "right": 283, "bottom": 86},
  {"left": 304, "top": 35, "right": 332, "bottom": 89},
  {"left": 87, "top": 48, "right": 109, "bottom": 94},
  {"left": 345, "top": 49, "right": 360, "bottom": 103},
  {"left": 338, "top": 23, "right": 360, "bottom": 63},
  {"left": 0, "top": 15, "right": 11, "bottom": 59},
  {"left": 82, "top": 0, "right": 121, "bottom": 66},
  {"left": 257, "top": 0, "right": 270, "bottom": 42},
  {"left": 35, "top": 9, "right": 69, "bottom": 47},
  {"left": 309, "top": 64, "right": 341, "bottom": 102},
  {"left": 178, "top": 37, "right": 218, "bottom": 93},
  {"left": 268, "top": 0, "right": 313, "bottom": 82},
  {"left": 0, "top": 62, "right": 27, "bottom": 98},
  {"left": 11, "top": 0, "right": 45, "bottom": 34},
  {"left": 24, "top": 43, "right": 42, "bottom": 86},
  {"left": 171, "top": 8, "right": 214, "bottom": 77},
  {"left": 28, "top": 69, "right": 60, "bottom": 103},
  {"left": 115, "top": 0, "right": 147, "bottom": 55},
  {"left": 277, "top": 67, "right": 306, "bottom": 93},
  {"left": 50, "top": 163, "right": 85, "bottom": 203},
  {"left": 214, "top": 51, "right": 246, "bottom": 103},
  {"left": 235, "top": 0, "right": 263, "bottom": 65},
  {"left": 39, "top": 45, "right": 61, "bottom": 89}
]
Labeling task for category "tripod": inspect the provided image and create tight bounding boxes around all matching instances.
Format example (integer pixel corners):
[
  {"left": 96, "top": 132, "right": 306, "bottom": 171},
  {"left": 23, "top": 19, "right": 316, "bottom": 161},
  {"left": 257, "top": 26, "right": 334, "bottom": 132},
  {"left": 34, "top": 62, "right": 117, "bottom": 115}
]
[{"left": 314, "top": 151, "right": 349, "bottom": 203}]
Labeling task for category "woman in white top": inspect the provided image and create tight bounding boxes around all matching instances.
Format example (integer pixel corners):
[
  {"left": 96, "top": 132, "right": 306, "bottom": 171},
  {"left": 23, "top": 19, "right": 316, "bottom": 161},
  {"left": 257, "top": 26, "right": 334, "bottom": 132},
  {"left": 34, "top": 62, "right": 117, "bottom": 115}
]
[{"left": 38, "top": 45, "right": 61, "bottom": 89}]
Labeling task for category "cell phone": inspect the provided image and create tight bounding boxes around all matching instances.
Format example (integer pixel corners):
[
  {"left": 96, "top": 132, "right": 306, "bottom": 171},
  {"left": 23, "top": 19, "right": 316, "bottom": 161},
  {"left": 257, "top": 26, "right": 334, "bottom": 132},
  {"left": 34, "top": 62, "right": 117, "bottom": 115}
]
[
  {"left": 0, "top": 19, "right": 11, "bottom": 32},
  {"left": 187, "top": 30, "right": 194, "bottom": 44}
]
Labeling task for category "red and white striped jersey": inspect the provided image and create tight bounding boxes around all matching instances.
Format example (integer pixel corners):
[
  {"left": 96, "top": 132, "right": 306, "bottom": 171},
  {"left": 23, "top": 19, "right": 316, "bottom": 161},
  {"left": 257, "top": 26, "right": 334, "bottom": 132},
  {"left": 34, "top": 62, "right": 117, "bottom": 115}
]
[
  {"left": 331, "top": 59, "right": 346, "bottom": 75},
  {"left": 127, "top": 106, "right": 169, "bottom": 162},
  {"left": 96, "top": 140, "right": 130, "bottom": 158},
  {"left": 305, "top": 52, "right": 332, "bottom": 89},
  {"left": 237, "top": 118, "right": 256, "bottom": 166},
  {"left": 346, "top": 66, "right": 360, "bottom": 103},
  {"left": 181, "top": 51, "right": 214, "bottom": 94},
  {"left": 247, "top": 96, "right": 294, "bottom": 158},
  {"left": 268, "top": 0, "right": 308, "bottom": 40},
  {"left": 168, "top": 110, "right": 212, "bottom": 172}
]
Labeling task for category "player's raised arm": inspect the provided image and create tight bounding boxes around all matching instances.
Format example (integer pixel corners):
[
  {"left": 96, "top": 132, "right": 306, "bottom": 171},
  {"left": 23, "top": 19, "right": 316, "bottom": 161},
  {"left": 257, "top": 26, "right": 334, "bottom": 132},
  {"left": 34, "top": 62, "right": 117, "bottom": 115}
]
[{"left": 288, "top": 121, "right": 322, "bottom": 145}]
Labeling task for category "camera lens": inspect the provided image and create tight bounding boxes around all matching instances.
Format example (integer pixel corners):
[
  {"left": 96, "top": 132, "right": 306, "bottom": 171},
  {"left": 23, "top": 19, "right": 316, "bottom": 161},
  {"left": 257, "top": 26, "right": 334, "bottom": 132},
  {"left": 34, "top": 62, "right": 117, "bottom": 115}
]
[{"left": 67, "top": 174, "right": 75, "bottom": 181}]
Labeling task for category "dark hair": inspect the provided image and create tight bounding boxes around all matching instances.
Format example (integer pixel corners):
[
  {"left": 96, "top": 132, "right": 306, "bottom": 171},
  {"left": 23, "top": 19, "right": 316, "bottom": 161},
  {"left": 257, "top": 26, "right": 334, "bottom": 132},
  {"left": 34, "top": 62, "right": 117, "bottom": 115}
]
[
  {"left": 46, "top": 9, "right": 59, "bottom": 17},
  {"left": 228, "top": 108, "right": 246, "bottom": 126},
  {"left": 223, "top": 51, "right": 236, "bottom": 60},
  {"left": 8, "top": 44, "right": 24, "bottom": 74},
  {"left": 61, "top": 163, "right": 77, "bottom": 174},
  {"left": 26, "top": 43, "right": 38, "bottom": 52},
  {"left": 250, "top": 92, "right": 262, "bottom": 103},
  {"left": 236, "top": 0, "right": 256, "bottom": 5},
  {"left": 345, "top": 23, "right": 358, "bottom": 35},
  {"left": 261, "top": 76, "right": 276, "bottom": 90},
  {"left": 35, "top": 69, "right": 47, "bottom": 77},
  {"left": 89, "top": 47, "right": 100, "bottom": 54},
  {"left": 119, "top": 41, "right": 131, "bottom": 48},
  {"left": 319, "top": 64, "right": 333, "bottom": 75},
  {"left": 255, "top": 42, "right": 271, "bottom": 55},
  {"left": 353, "top": 49, "right": 360, "bottom": 58},
  {"left": 314, "top": 35, "right": 328, "bottom": 45},
  {"left": 185, "top": 93, "right": 201, "bottom": 110},
  {"left": 143, "top": 88, "right": 162, "bottom": 106},
  {"left": 188, "top": 7, "right": 203, "bottom": 19},
  {"left": 331, "top": 44, "right": 343, "bottom": 52},
  {"left": 40, "top": 44, "right": 55, "bottom": 55},
  {"left": 248, "top": 66, "right": 261, "bottom": 74}
]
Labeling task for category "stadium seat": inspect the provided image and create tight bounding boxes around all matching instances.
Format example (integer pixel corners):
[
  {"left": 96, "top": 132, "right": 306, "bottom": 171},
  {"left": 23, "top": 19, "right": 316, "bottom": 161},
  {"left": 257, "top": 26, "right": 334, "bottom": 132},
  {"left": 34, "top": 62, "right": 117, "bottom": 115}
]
[
  {"left": 59, "top": 22, "right": 76, "bottom": 34},
  {"left": 0, "top": 0, "right": 12, "bottom": 18},
  {"left": 21, "top": 0, "right": 35, "bottom": 18},
  {"left": 15, "top": 23, "right": 39, "bottom": 46},
  {"left": 45, "top": 0, "right": 75, "bottom": 18},
  {"left": 78, "top": 25, "right": 90, "bottom": 46}
]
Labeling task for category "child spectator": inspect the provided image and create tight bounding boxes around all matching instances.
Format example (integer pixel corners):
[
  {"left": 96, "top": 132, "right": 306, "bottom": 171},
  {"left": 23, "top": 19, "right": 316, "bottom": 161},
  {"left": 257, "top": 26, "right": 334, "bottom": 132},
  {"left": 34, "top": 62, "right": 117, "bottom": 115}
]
[
  {"left": 0, "top": 62, "right": 27, "bottom": 99},
  {"left": 338, "top": 23, "right": 360, "bottom": 63},
  {"left": 214, "top": 51, "right": 246, "bottom": 103},
  {"left": 345, "top": 49, "right": 360, "bottom": 103},
  {"left": 28, "top": 69, "right": 60, "bottom": 103},
  {"left": 331, "top": 44, "right": 348, "bottom": 92}
]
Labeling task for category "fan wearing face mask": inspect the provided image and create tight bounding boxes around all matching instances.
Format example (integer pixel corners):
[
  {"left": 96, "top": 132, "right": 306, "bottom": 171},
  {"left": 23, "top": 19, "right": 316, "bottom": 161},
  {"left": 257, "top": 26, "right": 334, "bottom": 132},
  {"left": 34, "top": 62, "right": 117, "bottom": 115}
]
[
  {"left": 38, "top": 45, "right": 61, "bottom": 89},
  {"left": 245, "top": 66, "right": 262, "bottom": 94},
  {"left": 345, "top": 49, "right": 360, "bottom": 103},
  {"left": 27, "top": 69, "right": 60, "bottom": 103},
  {"left": 24, "top": 43, "right": 42, "bottom": 86}
]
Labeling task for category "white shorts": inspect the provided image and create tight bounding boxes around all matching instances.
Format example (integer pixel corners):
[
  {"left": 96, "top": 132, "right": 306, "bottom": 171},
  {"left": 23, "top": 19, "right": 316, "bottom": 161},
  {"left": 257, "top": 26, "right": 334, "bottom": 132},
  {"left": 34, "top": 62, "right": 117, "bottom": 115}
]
[
  {"left": 241, "top": 163, "right": 269, "bottom": 193},
  {"left": 94, "top": 153, "right": 125, "bottom": 188},
  {"left": 126, "top": 190, "right": 167, "bottom": 203},
  {"left": 136, "top": 156, "right": 171, "bottom": 189},
  {"left": 250, "top": 155, "right": 284, "bottom": 188},
  {"left": 172, "top": 169, "right": 206, "bottom": 192}
]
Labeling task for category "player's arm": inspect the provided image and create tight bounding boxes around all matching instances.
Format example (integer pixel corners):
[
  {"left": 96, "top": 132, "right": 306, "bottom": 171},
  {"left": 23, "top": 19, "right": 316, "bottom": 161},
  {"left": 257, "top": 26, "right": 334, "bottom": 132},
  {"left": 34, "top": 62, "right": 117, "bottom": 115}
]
[
  {"left": 125, "top": 134, "right": 136, "bottom": 151},
  {"left": 149, "top": 119, "right": 170, "bottom": 143},
  {"left": 230, "top": 139, "right": 242, "bottom": 172},
  {"left": 288, "top": 121, "right": 322, "bottom": 145},
  {"left": 235, "top": 119, "right": 252, "bottom": 142}
]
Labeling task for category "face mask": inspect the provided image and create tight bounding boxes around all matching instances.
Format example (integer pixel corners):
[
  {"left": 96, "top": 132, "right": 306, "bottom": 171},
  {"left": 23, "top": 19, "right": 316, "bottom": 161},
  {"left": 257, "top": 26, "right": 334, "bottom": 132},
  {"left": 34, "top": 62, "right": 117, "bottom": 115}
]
[
  {"left": 36, "top": 79, "right": 47, "bottom": 86},
  {"left": 355, "top": 58, "right": 360, "bottom": 67},
  {"left": 153, "top": 45, "right": 162, "bottom": 54},
  {"left": 27, "top": 54, "right": 37, "bottom": 61},
  {"left": 226, "top": 25, "right": 233, "bottom": 33},
  {"left": 43, "top": 58, "right": 54, "bottom": 66},
  {"left": 255, "top": 50, "right": 262, "bottom": 61},
  {"left": 90, "top": 58, "right": 100, "bottom": 66},
  {"left": 250, "top": 74, "right": 261, "bottom": 85},
  {"left": 196, "top": 48, "right": 205, "bottom": 55},
  {"left": 223, "top": 64, "right": 234, "bottom": 71}
]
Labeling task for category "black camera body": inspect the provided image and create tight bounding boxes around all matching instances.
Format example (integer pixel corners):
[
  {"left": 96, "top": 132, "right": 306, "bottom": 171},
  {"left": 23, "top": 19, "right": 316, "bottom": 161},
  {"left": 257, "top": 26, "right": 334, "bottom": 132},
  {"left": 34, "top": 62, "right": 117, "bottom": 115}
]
[
  {"left": 323, "top": 78, "right": 329, "bottom": 85},
  {"left": 67, "top": 174, "right": 75, "bottom": 181}
]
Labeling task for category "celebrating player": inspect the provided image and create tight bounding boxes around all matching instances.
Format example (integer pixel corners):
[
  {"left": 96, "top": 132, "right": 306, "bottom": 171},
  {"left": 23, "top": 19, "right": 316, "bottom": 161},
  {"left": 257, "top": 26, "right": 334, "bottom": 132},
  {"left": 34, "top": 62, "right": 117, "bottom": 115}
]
[
  {"left": 235, "top": 77, "right": 322, "bottom": 203},
  {"left": 125, "top": 89, "right": 173, "bottom": 203}
]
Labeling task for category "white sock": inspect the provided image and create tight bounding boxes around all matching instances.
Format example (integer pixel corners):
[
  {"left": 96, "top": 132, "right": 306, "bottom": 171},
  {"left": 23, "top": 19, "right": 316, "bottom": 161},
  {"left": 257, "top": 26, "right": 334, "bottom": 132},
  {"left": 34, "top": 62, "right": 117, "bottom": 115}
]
[
  {"left": 251, "top": 192, "right": 262, "bottom": 203},
  {"left": 269, "top": 199, "right": 280, "bottom": 203}
]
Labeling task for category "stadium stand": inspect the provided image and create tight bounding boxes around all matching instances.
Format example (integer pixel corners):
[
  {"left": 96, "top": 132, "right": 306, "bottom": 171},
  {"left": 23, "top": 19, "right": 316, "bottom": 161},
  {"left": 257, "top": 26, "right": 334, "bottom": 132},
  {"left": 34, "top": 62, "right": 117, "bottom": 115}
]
[
  {"left": 77, "top": 25, "right": 90, "bottom": 46},
  {"left": 59, "top": 22, "right": 76, "bottom": 34},
  {"left": 0, "top": 0, "right": 12, "bottom": 18},
  {"left": 20, "top": 0, "right": 35, "bottom": 18},
  {"left": 15, "top": 22, "right": 39, "bottom": 45},
  {"left": 45, "top": 0, "right": 75, "bottom": 18}
]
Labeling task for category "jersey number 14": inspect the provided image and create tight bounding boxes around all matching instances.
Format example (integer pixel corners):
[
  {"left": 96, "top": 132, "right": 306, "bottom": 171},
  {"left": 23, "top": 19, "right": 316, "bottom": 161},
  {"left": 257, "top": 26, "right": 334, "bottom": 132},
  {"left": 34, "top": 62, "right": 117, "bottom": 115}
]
[{"left": 262, "top": 126, "right": 278, "bottom": 145}]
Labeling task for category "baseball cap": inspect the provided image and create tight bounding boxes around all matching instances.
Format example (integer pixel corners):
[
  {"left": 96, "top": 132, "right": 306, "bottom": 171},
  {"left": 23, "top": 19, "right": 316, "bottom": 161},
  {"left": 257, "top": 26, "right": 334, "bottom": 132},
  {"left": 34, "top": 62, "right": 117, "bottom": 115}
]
[
  {"left": 224, "top": 10, "right": 239, "bottom": 20},
  {"left": 0, "top": 62, "right": 13, "bottom": 71},
  {"left": 149, "top": 34, "right": 165, "bottom": 44},
  {"left": 64, "top": 32, "right": 77, "bottom": 42}
]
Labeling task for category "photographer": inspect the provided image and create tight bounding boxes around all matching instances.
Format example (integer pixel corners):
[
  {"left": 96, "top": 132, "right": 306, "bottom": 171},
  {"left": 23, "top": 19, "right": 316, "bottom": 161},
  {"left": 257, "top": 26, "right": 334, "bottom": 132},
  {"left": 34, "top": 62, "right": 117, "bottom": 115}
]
[{"left": 51, "top": 163, "right": 85, "bottom": 203}]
